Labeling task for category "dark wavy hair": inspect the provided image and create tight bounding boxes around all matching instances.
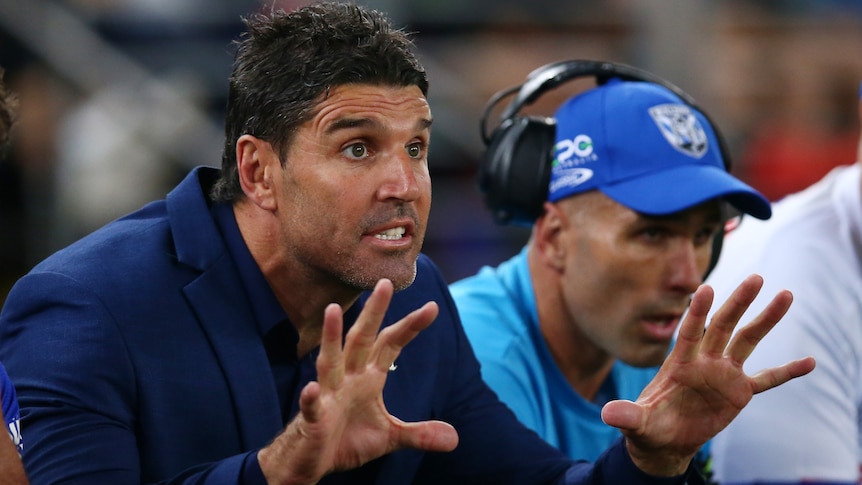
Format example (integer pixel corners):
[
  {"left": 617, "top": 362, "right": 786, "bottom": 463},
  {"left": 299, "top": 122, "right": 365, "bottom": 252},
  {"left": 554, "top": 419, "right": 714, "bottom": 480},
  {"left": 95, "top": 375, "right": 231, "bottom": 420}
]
[{"left": 210, "top": 2, "right": 429, "bottom": 202}]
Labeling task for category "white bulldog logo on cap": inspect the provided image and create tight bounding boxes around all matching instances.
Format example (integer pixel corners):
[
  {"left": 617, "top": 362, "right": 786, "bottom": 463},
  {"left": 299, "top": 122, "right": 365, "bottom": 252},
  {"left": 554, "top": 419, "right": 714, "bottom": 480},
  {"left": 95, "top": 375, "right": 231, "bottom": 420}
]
[{"left": 648, "top": 104, "right": 708, "bottom": 158}]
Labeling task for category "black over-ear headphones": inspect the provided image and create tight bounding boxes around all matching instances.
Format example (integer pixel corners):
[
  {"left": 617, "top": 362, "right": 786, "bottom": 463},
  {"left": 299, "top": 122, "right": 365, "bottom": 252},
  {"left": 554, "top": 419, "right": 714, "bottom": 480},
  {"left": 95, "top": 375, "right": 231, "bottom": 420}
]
[{"left": 477, "top": 59, "right": 734, "bottom": 276}]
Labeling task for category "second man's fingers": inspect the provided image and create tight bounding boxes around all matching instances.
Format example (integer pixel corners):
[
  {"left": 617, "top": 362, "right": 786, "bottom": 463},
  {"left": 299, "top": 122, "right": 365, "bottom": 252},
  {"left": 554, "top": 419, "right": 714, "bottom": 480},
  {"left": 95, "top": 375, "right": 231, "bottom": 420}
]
[
  {"left": 725, "top": 289, "right": 792, "bottom": 365},
  {"left": 671, "top": 283, "right": 713, "bottom": 365},
  {"left": 700, "top": 274, "right": 764, "bottom": 356},
  {"left": 749, "top": 355, "right": 816, "bottom": 395}
]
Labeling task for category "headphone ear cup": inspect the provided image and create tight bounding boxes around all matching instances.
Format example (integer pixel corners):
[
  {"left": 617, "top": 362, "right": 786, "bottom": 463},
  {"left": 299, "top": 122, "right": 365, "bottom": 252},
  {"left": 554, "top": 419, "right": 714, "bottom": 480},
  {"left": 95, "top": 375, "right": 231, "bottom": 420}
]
[{"left": 479, "top": 116, "right": 556, "bottom": 226}]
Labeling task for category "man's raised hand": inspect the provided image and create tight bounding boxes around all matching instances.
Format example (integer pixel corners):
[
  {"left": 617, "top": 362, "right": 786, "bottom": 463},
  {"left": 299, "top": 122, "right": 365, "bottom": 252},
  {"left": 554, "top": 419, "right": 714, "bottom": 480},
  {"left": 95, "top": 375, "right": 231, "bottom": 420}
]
[
  {"left": 602, "top": 274, "right": 816, "bottom": 476},
  {"left": 259, "top": 279, "right": 458, "bottom": 485}
]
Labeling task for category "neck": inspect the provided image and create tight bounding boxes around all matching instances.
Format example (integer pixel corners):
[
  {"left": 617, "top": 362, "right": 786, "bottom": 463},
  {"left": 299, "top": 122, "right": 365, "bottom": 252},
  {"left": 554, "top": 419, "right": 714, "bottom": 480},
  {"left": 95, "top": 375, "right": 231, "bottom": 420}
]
[
  {"left": 234, "top": 201, "right": 361, "bottom": 358},
  {"left": 528, "top": 245, "right": 615, "bottom": 402}
]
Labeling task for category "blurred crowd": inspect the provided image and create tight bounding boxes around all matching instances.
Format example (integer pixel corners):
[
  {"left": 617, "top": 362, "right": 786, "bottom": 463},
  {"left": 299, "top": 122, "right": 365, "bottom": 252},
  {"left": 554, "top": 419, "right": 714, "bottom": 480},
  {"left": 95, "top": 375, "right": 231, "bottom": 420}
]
[{"left": 0, "top": 0, "right": 861, "bottom": 303}]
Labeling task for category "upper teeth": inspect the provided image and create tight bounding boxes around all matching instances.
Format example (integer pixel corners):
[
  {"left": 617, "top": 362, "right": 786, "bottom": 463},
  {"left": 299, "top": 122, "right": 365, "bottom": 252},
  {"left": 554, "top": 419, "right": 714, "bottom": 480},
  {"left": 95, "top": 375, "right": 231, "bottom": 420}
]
[{"left": 376, "top": 226, "right": 406, "bottom": 240}]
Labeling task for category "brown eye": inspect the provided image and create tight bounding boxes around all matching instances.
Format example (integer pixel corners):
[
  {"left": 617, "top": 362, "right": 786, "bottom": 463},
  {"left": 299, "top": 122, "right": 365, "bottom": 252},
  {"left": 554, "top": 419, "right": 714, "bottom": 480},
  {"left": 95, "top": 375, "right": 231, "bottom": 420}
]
[
  {"left": 639, "top": 227, "right": 668, "bottom": 244},
  {"left": 695, "top": 226, "right": 720, "bottom": 246},
  {"left": 406, "top": 143, "right": 422, "bottom": 158},
  {"left": 343, "top": 143, "right": 368, "bottom": 159}
]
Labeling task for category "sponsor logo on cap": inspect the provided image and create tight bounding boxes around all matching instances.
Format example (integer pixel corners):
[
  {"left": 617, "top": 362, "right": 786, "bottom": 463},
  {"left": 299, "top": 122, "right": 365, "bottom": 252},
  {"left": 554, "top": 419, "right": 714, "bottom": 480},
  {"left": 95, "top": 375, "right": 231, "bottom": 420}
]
[
  {"left": 648, "top": 104, "right": 708, "bottom": 158},
  {"left": 554, "top": 134, "right": 597, "bottom": 168},
  {"left": 549, "top": 168, "right": 593, "bottom": 194}
]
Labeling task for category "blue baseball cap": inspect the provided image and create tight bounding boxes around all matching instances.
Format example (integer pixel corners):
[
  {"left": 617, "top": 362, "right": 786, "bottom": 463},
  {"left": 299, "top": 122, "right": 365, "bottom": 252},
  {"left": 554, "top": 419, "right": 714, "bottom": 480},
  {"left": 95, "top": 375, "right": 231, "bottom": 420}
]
[{"left": 548, "top": 78, "right": 771, "bottom": 219}]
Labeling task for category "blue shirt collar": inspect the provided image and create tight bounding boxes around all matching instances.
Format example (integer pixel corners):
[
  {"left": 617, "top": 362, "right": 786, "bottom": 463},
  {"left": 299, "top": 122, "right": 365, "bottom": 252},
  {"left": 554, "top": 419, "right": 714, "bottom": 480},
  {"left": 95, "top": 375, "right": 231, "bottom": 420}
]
[{"left": 211, "top": 201, "right": 288, "bottom": 338}]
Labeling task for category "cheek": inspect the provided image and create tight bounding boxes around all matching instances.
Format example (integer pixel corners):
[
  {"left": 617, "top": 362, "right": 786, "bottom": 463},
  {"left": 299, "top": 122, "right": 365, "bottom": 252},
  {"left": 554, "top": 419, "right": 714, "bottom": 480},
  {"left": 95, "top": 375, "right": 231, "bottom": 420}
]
[
  {"left": 281, "top": 172, "right": 347, "bottom": 229},
  {"left": 567, "top": 234, "right": 619, "bottom": 279},
  {"left": 418, "top": 173, "right": 432, "bottom": 205},
  {"left": 696, "top": 243, "right": 713, "bottom": 272},
  {"left": 563, "top": 253, "right": 609, "bottom": 308},
  {"left": 296, "top": 168, "right": 356, "bottom": 204},
  {"left": 568, "top": 240, "right": 647, "bottom": 300},
  {"left": 418, "top": 167, "right": 431, "bottom": 189}
]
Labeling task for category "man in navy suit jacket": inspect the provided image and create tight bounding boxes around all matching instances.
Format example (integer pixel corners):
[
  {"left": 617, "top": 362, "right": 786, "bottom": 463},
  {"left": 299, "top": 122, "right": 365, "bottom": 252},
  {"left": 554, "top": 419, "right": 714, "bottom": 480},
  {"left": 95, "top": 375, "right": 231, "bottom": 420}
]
[{"left": 0, "top": 3, "right": 814, "bottom": 484}]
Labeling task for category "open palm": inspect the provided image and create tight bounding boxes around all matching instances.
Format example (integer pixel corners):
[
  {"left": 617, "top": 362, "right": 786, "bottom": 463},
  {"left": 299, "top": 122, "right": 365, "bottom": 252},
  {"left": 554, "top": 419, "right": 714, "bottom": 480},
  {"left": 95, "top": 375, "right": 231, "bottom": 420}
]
[
  {"left": 602, "top": 274, "right": 816, "bottom": 476},
  {"left": 258, "top": 279, "right": 458, "bottom": 484}
]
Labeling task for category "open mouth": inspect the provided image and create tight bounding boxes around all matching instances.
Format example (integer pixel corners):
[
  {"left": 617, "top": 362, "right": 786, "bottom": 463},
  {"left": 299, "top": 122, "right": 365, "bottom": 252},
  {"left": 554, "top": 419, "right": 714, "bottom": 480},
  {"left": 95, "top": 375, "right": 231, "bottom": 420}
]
[
  {"left": 640, "top": 313, "right": 683, "bottom": 341},
  {"left": 375, "top": 226, "right": 406, "bottom": 240},
  {"left": 644, "top": 316, "right": 677, "bottom": 328}
]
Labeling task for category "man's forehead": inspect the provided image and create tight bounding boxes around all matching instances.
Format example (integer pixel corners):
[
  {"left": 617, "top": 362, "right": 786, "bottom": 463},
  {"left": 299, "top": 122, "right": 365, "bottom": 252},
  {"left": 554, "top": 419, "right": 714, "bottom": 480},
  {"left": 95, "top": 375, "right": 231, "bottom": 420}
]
[
  {"left": 311, "top": 84, "right": 431, "bottom": 130},
  {"left": 317, "top": 84, "right": 428, "bottom": 110}
]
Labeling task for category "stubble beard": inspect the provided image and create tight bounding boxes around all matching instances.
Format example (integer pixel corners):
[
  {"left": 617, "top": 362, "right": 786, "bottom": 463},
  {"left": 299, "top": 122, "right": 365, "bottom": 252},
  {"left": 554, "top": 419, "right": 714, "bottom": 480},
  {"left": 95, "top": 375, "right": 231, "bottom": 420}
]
[{"left": 337, "top": 249, "right": 419, "bottom": 292}]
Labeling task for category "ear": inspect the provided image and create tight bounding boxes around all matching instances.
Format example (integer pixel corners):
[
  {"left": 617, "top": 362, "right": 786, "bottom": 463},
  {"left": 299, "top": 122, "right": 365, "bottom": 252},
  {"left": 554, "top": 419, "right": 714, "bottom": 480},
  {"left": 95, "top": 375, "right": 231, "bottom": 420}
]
[
  {"left": 532, "top": 201, "right": 568, "bottom": 271},
  {"left": 236, "top": 134, "right": 278, "bottom": 211}
]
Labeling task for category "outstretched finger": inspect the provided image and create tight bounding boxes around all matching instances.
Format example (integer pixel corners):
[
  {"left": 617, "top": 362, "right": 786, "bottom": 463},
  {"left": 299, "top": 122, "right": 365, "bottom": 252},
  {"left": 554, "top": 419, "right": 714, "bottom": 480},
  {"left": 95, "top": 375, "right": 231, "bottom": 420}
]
[
  {"left": 317, "top": 303, "right": 346, "bottom": 390},
  {"left": 671, "top": 283, "right": 713, "bottom": 365},
  {"left": 395, "top": 417, "right": 459, "bottom": 453},
  {"left": 725, "top": 289, "right": 792, "bottom": 365},
  {"left": 600, "top": 399, "right": 644, "bottom": 433},
  {"left": 373, "top": 301, "right": 438, "bottom": 373},
  {"left": 343, "top": 279, "right": 394, "bottom": 372},
  {"left": 700, "top": 274, "right": 763, "bottom": 356},
  {"left": 749, "top": 356, "right": 816, "bottom": 394},
  {"left": 298, "top": 381, "right": 323, "bottom": 423}
]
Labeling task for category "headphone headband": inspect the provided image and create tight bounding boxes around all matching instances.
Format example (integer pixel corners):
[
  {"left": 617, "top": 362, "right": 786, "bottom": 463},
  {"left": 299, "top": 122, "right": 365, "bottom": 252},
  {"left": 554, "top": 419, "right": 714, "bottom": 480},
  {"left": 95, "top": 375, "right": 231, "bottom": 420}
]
[
  {"left": 476, "top": 59, "right": 735, "bottom": 277},
  {"left": 483, "top": 60, "right": 701, "bottom": 143}
]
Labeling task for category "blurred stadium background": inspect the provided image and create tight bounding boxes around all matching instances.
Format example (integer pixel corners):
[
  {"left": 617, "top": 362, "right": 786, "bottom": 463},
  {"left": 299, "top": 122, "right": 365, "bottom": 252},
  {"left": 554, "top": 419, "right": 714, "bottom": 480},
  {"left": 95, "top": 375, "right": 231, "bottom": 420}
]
[{"left": 0, "top": 0, "right": 860, "bottom": 302}]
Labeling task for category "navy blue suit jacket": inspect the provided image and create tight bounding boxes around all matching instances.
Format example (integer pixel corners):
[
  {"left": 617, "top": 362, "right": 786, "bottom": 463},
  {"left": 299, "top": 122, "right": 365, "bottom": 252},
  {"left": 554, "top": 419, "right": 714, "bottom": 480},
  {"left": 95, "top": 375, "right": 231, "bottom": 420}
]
[{"left": 0, "top": 167, "right": 693, "bottom": 484}]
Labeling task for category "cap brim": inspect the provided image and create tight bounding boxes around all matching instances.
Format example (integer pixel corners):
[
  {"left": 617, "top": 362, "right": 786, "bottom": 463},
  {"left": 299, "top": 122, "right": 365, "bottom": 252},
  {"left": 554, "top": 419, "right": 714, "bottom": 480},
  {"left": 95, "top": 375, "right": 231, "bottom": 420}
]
[{"left": 600, "top": 164, "right": 772, "bottom": 220}]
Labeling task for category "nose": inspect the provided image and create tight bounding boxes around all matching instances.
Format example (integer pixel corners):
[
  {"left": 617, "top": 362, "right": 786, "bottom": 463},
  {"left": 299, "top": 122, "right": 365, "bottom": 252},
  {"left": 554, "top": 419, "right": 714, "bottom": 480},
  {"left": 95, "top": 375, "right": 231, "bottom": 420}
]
[
  {"left": 377, "top": 152, "right": 425, "bottom": 202},
  {"left": 667, "top": 240, "right": 705, "bottom": 295}
]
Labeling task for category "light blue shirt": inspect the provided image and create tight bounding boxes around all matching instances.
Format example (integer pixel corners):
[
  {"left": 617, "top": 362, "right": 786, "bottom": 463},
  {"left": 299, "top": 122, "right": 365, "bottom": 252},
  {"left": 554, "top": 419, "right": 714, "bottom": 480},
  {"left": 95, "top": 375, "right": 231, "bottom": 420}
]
[{"left": 450, "top": 247, "right": 661, "bottom": 462}]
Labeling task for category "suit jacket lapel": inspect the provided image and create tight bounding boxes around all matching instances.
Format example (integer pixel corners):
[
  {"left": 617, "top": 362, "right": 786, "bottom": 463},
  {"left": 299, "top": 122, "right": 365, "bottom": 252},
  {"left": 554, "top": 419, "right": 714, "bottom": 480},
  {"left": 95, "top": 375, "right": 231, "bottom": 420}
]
[
  {"left": 168, "top": 167, "right": 283, "bottom": 449},
  {"left": 184, "top": 266, "right": 283, "bottom": 449}
]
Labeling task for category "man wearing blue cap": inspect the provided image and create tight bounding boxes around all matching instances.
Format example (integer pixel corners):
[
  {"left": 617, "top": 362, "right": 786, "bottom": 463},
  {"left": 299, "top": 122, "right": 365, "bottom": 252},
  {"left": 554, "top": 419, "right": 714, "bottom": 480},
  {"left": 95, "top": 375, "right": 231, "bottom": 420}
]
[
  {"left": 0, "top": 10, "right": 815, "bottom": 482},
  {"left": 451, "top": 77, "right": 772, "bottom": 477}
]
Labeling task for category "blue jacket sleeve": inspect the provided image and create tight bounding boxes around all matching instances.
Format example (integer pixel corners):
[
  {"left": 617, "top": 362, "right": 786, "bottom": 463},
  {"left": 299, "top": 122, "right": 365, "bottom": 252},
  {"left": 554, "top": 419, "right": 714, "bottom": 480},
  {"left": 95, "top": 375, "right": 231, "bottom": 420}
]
[
  {"left": 0, "top": 273, "right": 256, "bottom": 484},
  {"left": 566, "top": 437, "right": 698, "bottom": 484}
]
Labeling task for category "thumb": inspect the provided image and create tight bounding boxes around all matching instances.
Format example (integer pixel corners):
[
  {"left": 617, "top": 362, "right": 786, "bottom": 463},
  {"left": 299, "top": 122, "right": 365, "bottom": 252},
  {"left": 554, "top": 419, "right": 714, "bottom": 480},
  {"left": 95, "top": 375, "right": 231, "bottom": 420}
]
[
  {"left": 601, "top": 399, "right": 645, "bottom": 432},
  {"left": 397, "top": 420, "right": 459, "bottom": 453}
]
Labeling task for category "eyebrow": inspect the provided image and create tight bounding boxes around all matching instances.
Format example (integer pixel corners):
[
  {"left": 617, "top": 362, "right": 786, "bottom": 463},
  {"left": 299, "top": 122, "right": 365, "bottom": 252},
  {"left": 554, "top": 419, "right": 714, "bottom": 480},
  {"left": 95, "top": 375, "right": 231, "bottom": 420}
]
[{"left": 324, "top": 116, "right": 433, "bottom": 134}]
